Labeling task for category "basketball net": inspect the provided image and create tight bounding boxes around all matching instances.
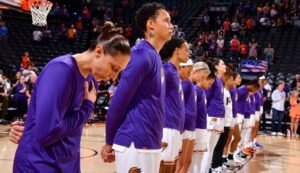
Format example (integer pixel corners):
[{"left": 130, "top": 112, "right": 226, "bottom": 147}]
[{"left": 28, "top": 0, "right": 53, "bottom": 26}]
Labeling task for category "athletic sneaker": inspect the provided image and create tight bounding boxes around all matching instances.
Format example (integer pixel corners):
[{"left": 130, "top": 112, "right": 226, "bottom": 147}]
[
  {"left": 222, "top": 159, "right": 241, "bottom": 170},
  {"left": 243, "top": 147, "right": 256, "bottom": 155},
  {"left": 271, "top": 132, "right": 277, "bottom": 136},
  {"left": 277, "top": 132, "right": 284, "bottom": 136},
  {"left": 253, "top": 142, "right": 263, "bottom": 150},
  {"left": 236, "top": 151, "right": 248, "bottom": 161},
  {"left": 211, "top": 166, "right": 224, "bottom": 173}
]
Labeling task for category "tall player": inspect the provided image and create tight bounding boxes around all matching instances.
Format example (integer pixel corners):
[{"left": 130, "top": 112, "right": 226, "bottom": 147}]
[{"left": 101, "top": 3, "right": 174, "bottom": 173}]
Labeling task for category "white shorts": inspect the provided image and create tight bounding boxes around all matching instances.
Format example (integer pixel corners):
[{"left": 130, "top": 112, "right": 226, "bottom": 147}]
[
  {"left": 231, "top": 117, "right": 237, "bottom": 128},
  {"left": 242, "top": 118, "right": 252, "bottom": 129},
  {"left": 255, "top": 111, "right": 261, "bottom": 121},
  {"left": 182, "top": 130, "right": 196, "bottom": 140},
  {"left": 193, "top": 129, "right": 207, "bottom": 152},
  {"left": 250, "top": 114, "right": 256, "bottom": 127},
  {"left": 259, "top": 106, "right": 263, "bottom": 115},
  {"left": 237, "top": 114, "right": 244, "bottom": 125},
  {"left": 206, "top": 117, "right": 224, "bottom": 132},
  {"left": 114, "top": 143, "right": 161, "bottom": 173},
  {"left": 161, "top": 128, "right": 182, "bottom": 162}
]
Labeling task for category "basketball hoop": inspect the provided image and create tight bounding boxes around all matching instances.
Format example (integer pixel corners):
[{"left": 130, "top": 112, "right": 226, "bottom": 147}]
[{"left": 28, "top": 0, "right": 53, "bottom": 26}]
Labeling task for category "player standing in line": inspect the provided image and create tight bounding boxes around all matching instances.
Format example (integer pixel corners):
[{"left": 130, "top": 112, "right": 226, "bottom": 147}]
[
  {"left": 211, "top": 68, "right": 235, "bottom": 173},
  {"left": 251, "top": 76, "right": 267, "bottom": 149},
  {"left": 222, "top": 72, "right": 242, "bottom": 170},
  {"left": 189, "top": 70, "right": 216, "bottom": 173},
  {"left": 200, "top": 58, "right": 226, "bottom": 173},
  {"left": 159, "top": 38, "right": 188, "bottom": 173},
  {"left": 235, "top": 80, "right": 260, "bottom": 162},
  {"left": 101, "top": 3, "right": 174, "bottom": 173},
  {"left": 177, "top": 62, "right": 211, "bottom": 173}
]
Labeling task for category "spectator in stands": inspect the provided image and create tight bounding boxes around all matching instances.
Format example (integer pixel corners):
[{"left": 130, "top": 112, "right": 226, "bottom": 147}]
[
  {"left": 223, "top": 18, "right": 231, "bottom": 36},
  {"left": 270, "top": 19, "right": 277, "bottom": 34},
  {"left": 216, "top": 35, "right": 224, "bottom": 57},
  {"left": 264, "top": 42, "right": 274, "bottom": 64},
  {"left": 239, "top": 41, "right": 249, "bottom": 59},
  {"left": 217, "top": 26, "right": 225, "bottom": 38},
  {"left": 271, "top": 81, "right": 286, "bottom": 136},
  {"left": 240, "top": 22, "right": 247, "bottom": 39},
  {"left": 249, "top": 38, "right": 259, "bottom": 59},
  {"left": 203, "top": 13, "right": 210, "bottom": 31},
  {"left": 15, "top": 75, "right": 28, "bottom": 118},
  {"left": 231, "top": 19, "right": 241, "bottom": 37},
  {"left": 270, "top": 4, "right": 278, "bottom": 19},
  {"left": 67, "top": 24, "right": 77, "bottom": 43},
  {"left": 32, "top": 28, "right": 42, "bottom": 43},
  {"left": 42, "top": 26, "right": 52, "bottom": 43},
  {"left": 82, "top": 6, "right": 91, "bottom": 21},
  {"left": 0, "top": 74, "right": 9, "bottom": 123},
  {"left": 259, "top": 15, "right": 270, "bottom": 30},
  {"left": 12, "top": 71, "right": 21, "bottom": 94},
  {"left": 215, "top": 16, "right": 222, "bottom": 29},
  {"left": 58, "top": 23, "right": 67, "bottom": 42},
  {"left": 26, "top": 73, "right": 37, "bottom": 103},
  {"left": 75, "top": 17, "right": 83, "bottom": 37},
  {"left": 246, "top": 17, "right": 253, "bottom": 35},
  {"left": 21, "top": 52, "right": 31, "bottom": 70},
  {"left": 230, "top": 35, "right": 240, "bottom": 59},
  {"left": 0, "top": 23, "right": 8, "bottom": 41},
  {"left": 176, "top": 28, "right": 185, "bottom": 39},
  {"left": 208, "top": 38, "right": 216, "bottom": 56}
]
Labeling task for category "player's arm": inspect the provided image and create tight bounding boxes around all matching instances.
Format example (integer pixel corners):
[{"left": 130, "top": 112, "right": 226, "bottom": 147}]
[
  {"left": 105, "top": 49, "right": 150, "bottom": 145},
  {"left": 35, "top": 63, "right": 95, "bottom": 147}
]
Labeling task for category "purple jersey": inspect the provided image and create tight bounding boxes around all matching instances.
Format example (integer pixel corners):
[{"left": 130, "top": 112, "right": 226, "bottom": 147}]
[
  {"left": 229, "top": 88, "right": 238, "bottom": 118},
  {"left": 14, "top": 55, "right": 95, "bottom": 173},
  {"left": 237, "top": 85, "right": 249, "bottom": 116},
  {"left": 105, "top": 40, "right": 165, "bottom": 149},
  {"left": 195, "top": 85, "right": 207, "bottom": 129},
  {"left": 182, "top": 79, "right": 197, "bottom": 132},
  {"left": 205, "top": 77, "right": 225, "bottom": 118},
  {"left": 163, "top": 62, "right": 185, "bottom": 132}
]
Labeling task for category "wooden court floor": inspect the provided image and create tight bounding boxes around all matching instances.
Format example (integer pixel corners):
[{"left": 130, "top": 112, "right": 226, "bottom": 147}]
[{"left": 1, "top": 123, "right": 300, "bottom": 173}]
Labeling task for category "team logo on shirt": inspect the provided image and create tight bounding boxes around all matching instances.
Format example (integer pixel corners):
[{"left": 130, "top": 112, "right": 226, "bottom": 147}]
[{"left": 210, "top": 118, "right": 218, "bottom": 125}]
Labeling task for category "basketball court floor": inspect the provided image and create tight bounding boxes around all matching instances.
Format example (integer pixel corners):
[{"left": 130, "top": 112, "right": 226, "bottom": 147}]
[{"left": 1, "top": 123, "right": 300, "bottom": 173}]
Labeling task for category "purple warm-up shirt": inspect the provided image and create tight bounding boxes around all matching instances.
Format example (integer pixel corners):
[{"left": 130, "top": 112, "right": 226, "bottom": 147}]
[
  {"left": 13, "top": 55, "right": 95, "bottom": 173},
  {"left": 182, "top": 79, "right": 197, "bottom": 131},
  {"left": 237, "top": 85, "right": 249, "bottom": 116},
  {"left": 195, "top": 85, "right": 207, "bottom": 129},
  {"left": 105, "top": 40, "right": 165, "bottom": 149},
  {"left": 229, "top": 88, "right": 238, "bottom": 118},
  {"left": 163, "top": 62, "right": 185, "bottom": 132},
  {"left": 205, "top": 77, "right": 225, "bottom": 118}
]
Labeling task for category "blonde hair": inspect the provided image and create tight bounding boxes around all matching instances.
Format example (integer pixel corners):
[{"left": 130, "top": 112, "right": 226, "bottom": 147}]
[
  {"left": 291, "top": 90, "right": 298, "bottom": 98},
  {"left": 193, "top": 62, "right": 210, "bottom": 73}
]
